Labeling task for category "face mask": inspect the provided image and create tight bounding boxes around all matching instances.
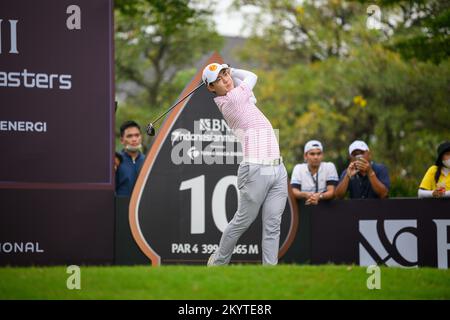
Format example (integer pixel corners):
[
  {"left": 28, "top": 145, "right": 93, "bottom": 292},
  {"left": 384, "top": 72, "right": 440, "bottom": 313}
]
[
  {"left": 125, "top": 144, "right": 142, "bottom": 153},
  {"left": 443, "top": 159, "right": 450, "bottom": 168}
]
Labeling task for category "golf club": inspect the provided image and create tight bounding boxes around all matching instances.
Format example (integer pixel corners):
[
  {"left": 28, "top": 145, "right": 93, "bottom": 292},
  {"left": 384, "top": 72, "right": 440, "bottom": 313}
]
[{"left": 146, "top": 82, "right": 205, "bottom": 136}]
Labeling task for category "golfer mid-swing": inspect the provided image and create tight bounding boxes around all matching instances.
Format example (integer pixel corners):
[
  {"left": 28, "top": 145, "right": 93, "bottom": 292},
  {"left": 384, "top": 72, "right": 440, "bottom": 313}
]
[{"left": 202, "top": 63, "right": 288, "bottom": 265}]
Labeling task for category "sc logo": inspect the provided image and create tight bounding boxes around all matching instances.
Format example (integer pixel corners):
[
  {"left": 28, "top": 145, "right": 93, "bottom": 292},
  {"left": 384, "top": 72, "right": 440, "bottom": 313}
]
[{"left": 359, "top": 219, "right": 418, "bottom": 267}]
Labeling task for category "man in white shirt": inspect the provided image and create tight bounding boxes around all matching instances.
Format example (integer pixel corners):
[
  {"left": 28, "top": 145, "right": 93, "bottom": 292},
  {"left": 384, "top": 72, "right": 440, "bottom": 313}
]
[{"left": 291, "top": 140, "right": 338, "bottom": 205}]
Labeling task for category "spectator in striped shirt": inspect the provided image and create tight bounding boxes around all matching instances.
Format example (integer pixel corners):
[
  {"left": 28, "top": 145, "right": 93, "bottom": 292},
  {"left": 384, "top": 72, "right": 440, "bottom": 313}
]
[{"left": 202, "top": 63, "right": 288, "bottom": 266}]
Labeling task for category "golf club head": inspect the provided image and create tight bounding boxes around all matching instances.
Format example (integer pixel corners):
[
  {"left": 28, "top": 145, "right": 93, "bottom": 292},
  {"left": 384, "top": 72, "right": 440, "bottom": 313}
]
[
  {"left": 146, "top": 123, "right": 155, "bottom": 136},
  {"left": 145, "top": 82, "right": 205, "bottom": 137}
]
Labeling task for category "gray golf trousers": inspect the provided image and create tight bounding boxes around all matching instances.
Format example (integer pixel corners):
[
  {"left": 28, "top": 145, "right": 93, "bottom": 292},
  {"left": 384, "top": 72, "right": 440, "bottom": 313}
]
[{"left": 213, "top": 162, "right": 288, "bottom": 265}]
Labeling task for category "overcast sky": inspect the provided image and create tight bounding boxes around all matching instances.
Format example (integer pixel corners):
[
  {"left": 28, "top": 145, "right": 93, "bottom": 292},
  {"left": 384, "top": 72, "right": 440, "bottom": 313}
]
[{"left": 211, "top": 0, "right": 261, "bottom": 37}]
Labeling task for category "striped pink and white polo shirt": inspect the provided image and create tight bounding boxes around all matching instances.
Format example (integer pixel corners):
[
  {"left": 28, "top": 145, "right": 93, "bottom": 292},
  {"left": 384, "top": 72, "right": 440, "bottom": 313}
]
[{"left": 214, "top": 82, "right": 280, "bottom": 161}]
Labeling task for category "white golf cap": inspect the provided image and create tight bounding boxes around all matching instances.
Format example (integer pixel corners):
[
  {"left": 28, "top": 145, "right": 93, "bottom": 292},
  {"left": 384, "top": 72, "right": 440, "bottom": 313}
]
[
  {"left": 348, "top": 140, "right": 369, "bottom": 155},
  {"left": 304, "top": 140, "right": 323, "bottom": 154},
  {"left": 202, "top": 63, "right": 229, "bottom": 85}
]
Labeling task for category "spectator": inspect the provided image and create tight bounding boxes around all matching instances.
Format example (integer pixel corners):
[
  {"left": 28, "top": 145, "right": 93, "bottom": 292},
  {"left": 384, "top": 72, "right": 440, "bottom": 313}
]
[
  {"left": 335, "top": 140, "right": 390, "bottom": 199},
  {"left": 115, "top": 120, "right": 145, "bottom": 196},
  {"left": 418, "top": 141, "right": 450, "bottom": 198},
  {"left": 291, "top": 140, "right": 339, "bottom": 205}
]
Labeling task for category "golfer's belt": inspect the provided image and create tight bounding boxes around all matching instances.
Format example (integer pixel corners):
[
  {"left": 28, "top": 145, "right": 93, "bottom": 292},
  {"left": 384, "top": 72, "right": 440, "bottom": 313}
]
[{"left": 242, "top": 157, "right": 283, "bottom": 166}]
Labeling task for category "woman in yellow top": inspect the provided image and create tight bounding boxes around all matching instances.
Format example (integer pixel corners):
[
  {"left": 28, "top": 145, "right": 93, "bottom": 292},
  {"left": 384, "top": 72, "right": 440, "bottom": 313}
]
[{"left": 418, "top": 141, "right": 450, "bottom": 198}]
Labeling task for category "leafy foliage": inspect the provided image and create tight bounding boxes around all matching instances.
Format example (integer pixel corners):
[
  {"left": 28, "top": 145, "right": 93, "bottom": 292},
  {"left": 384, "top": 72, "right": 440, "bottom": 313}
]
[
  {"left": 114, "top": 0, "right": 223, "bottom": 147},
  {"left": 233, "top": 0, "right": 450, "bottom": 196}
]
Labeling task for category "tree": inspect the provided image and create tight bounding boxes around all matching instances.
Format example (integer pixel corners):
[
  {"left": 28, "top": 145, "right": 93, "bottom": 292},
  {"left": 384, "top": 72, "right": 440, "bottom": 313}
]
[
  {"left": 234, "top": 0, "right": 449, "bottom": 65},
  {"left": 233, "top": 0, "right": 379, "bottom": 67},
  {"left": 357, "top": 0, "right": 450, "bottom": 64},
  {"left": 232, "top": 0, "right": 450, "bottom": 196},
  {"left": 115, "top": 0, "right": 223, "bottom": 108}
]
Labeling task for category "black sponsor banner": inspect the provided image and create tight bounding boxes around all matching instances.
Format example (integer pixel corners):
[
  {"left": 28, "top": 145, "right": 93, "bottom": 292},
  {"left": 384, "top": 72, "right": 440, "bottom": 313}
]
[
  {"left": 0, "top": 0, "right": 114, "bottom": 185},
  {"left": 309, "top": 199, "right": 450, "bottom": 268},
  {"left": 129, "top": 53, "right": 298, "bottom": 265},
  {"left": 0, "top": 0, "right": 114, "bottom": 265},
  {"left": 0, "top": 189, "right": 114, "bottom": 265},
  {"left": 115, "top": 196, "right": 148, "bottom": 265}
]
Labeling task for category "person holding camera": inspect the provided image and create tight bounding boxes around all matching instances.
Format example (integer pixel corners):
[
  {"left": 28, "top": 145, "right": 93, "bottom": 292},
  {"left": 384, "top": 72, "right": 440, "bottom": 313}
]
[{"left": 335, "top": 140, "right": 390, "bottom": 199}]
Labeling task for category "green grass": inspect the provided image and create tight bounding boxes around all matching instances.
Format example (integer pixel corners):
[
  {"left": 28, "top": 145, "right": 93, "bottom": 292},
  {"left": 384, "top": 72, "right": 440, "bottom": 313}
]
[{"left": 0, "top": 264, "right": 449, "bottom": 299}]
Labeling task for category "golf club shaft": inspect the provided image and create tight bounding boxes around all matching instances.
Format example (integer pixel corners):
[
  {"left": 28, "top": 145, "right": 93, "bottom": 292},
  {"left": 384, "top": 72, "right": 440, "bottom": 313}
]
[{"left": 151, "top": 82, "right": 204, "bottom": 125}]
